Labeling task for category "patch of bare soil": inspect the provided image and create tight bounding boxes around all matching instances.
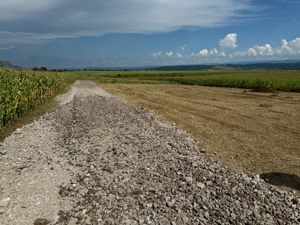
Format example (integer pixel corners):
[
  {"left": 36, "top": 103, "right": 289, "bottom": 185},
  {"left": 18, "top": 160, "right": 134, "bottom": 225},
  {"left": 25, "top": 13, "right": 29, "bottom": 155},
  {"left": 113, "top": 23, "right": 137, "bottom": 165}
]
[{"left": 251, "top": 86, "right": 274, "bottom": 93}]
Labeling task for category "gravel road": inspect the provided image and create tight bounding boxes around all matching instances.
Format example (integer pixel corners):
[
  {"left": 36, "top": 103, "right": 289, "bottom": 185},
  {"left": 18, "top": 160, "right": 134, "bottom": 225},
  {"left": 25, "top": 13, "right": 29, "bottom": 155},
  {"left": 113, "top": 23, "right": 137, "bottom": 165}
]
[{"left": 0, "top": 80, "right": 299, "bottom": 225}]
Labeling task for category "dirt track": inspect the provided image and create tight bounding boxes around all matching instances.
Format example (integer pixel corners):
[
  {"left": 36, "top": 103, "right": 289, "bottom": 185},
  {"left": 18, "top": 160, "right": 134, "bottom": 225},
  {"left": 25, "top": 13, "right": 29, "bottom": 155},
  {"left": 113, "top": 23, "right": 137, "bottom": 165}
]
[{"left": 0, "top": 80, "right": 299, "bottom": 225}]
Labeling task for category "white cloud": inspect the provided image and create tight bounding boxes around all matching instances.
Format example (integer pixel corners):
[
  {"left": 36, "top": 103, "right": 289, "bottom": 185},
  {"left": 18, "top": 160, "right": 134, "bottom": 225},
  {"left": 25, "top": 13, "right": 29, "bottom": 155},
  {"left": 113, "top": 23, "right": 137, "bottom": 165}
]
[
  {"left": 276, "top": 38, "right": 300, "bottom": 55},
  {"left": 232, "top": 37, "right": 300, "bottom": 60},
  {"left": 254, "top": 44, "right": 273, "bottom": 56},
  {"left": 0, "top": 31, "right": 75, "bottom": 46},
  {"left": 181, "top": 45, "right": 187, "bottom": 51},
  {"left": 288, "top": 38, "right": 300, "bottom": 53},
  {"left": 247, "top": 48, "right": 257, "bottom": 56},
  {"left": 218, "top": 33, "right": 237, "bottom": 52},
  {"left": 234, "top": 47, "right": 257, "bottom": 57},
  {"left": 196, "top": 49, "right": 209, "bottom": 56},
  {"left": 219, "top": 51, "right": 226, "bottom": 57},
  {"left": 166, "top": 51, "right": 173, "bottom": 57},
  {"left": 176, "top": 53, "right": 183, "bottom": 58},
  {"left": 0, "top": 45, "right": 15, "bottom": 50},
  {"left": 190, "top": 53, "right": 195, "bottom": 57},
  {"left": 210, "top": 48, "right": 219, "bottom": 56},
  {"left": 150, "top": 51, "right": 162, "bottom": 58},
  {"left": 0, "top": 0, "right": 256, "bottom": 43}
]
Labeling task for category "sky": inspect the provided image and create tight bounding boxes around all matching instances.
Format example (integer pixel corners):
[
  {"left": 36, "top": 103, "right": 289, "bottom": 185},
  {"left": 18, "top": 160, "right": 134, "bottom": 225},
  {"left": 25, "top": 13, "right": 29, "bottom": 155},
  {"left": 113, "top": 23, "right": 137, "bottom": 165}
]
[{"left": 0, "top": 0, "right": 300, "bottom": 69}]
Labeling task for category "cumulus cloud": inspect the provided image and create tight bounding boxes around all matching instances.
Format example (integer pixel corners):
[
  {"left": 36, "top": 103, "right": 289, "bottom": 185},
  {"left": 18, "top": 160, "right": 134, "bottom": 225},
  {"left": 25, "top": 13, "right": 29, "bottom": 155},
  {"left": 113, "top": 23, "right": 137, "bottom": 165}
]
[
  {"left": 276, "top": 38, "right": 300, "bottom": 55},
  {"left": 218, "top": 33, "right": 237, "bottom": 52},
  {"left": 219, "top": 51, "right": 226, "bottom": 57},
  {"left": 233, "top": 37, "right": 300, "bottom": 60},
  {"left": 176, "top": 53, "right": 183, "bottom": 58},
  {"left": 166, "top": 51, "right": 173, "bottom": 57},
  {"left": 150, "top": 51, "right": 162, "bottom": 58},
  {"left": 254, "top": 44, "right": 273, "bottom": 56},
  {"left": 234, "top": 47, "right": 257, "bottom": 57},
  {"left": 0, "top": 0, "right": 255, "bottom": 45},
  {"left": 288, "top": 38, "right": 300, "bottom": 52},
  {"left": 196, "top": 49, "right": 209, "bottom": 56},
  {"left": 210, "top": 48, "right": 219, "bottom": 56}
]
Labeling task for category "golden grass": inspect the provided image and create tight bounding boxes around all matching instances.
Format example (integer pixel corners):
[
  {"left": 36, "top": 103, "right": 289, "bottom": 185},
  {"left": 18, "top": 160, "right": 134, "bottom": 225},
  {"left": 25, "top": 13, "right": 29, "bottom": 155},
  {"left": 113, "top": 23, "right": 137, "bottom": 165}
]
[{"left": 100, "top": 83, "right": 300, "bottom": 195}]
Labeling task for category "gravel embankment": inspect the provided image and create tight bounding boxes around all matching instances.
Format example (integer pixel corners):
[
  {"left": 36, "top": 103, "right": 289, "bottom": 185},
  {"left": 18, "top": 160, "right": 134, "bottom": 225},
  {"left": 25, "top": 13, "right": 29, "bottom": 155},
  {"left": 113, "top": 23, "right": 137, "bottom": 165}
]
[{"left": 0, "top": 80, "right": 299, "bottom": 225}]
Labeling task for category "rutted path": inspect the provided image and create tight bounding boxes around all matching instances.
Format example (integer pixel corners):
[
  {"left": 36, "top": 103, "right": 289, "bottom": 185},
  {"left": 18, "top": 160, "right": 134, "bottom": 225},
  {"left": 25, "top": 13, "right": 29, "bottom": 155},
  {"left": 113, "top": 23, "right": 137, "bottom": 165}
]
[{"left": 0, "top": 80, "right": 299, "bottom": 225}]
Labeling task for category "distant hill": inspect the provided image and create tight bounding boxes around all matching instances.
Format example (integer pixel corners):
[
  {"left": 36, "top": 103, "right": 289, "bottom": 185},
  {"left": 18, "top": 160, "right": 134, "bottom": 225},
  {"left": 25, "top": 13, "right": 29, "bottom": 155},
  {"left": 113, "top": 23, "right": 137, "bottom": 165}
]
[
  {"left": 0, "top": 60, "right": 27, "bottom": 70},
  {"left": 145, "top": 62, "right": 300, "bottom": 71}
]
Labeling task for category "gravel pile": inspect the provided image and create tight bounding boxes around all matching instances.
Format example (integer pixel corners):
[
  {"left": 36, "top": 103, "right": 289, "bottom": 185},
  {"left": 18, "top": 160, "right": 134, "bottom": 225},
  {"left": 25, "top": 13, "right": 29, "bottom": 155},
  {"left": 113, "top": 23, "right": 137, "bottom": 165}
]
[{"left": 0, "top": 81, "right": 299, "bottom": 225}]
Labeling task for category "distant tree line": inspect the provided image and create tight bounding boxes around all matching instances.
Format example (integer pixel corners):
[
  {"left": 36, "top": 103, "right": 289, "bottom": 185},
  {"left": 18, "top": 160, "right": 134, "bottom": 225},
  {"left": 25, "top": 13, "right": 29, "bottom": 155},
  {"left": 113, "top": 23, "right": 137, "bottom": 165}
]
[
  {"left": 48, "top": 68, "right": 130, "bottom": 72},
  {"left": 32, "top": 67, "right": 47, "bottom": 71}
]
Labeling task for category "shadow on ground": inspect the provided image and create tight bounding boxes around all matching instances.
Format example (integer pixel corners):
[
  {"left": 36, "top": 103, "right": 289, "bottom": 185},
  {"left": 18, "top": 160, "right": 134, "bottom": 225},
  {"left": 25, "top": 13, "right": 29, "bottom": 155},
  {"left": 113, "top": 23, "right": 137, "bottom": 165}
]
[{"left": 260, "top": 172, "right": 300, "bottom": 191}]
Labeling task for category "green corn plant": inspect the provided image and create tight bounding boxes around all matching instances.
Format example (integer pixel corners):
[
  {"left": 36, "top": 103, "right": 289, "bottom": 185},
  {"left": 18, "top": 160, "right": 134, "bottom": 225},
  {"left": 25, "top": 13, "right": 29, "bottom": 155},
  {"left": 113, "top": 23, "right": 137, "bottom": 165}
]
[{"left": 0, "top": 69, "right": 67, "bottom": 130}]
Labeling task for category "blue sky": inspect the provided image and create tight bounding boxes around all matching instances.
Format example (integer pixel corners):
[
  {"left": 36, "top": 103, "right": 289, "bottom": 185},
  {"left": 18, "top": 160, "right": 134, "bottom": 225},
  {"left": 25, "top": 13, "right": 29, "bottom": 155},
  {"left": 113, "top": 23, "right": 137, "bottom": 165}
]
[{"left": 0, "top": 0, "right": 299, "bottom": 69}]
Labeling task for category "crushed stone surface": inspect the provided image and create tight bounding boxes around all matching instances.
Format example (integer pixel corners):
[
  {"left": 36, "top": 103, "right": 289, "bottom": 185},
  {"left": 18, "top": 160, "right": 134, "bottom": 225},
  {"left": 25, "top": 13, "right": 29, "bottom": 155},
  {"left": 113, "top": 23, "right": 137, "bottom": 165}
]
[{"left": 0, "top": 80, "right": 299, "bottom": 225}]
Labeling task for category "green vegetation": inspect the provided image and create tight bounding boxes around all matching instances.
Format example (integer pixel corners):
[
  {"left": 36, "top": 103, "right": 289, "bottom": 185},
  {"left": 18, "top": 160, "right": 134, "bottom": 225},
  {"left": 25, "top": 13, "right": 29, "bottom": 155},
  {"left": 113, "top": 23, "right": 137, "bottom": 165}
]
[
  {"left": 0, "top": 69, "right": 72, "bottom": 130},
  {"left": 149, "top": 77, "right": 300, "bottom": 92},
  {"left": 71, "top": 70, "right": 300, "bottom": 92},
  {"left": 32, "top": 67, "right": 48, "bottom": 71}
]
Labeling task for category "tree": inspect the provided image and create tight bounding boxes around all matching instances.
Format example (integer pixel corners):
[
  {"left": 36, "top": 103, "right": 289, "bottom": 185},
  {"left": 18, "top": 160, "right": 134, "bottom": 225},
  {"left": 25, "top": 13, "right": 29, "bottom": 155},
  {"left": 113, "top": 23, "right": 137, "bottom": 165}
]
[
  {"left": 32, "top": 67, "right": 40, "bottom": 71},
  {"left": 84, "top": 68, "right": 87, "bottom": 71},
  {"left": 40, "top": 67, "right": 47, "bottom": 71}
]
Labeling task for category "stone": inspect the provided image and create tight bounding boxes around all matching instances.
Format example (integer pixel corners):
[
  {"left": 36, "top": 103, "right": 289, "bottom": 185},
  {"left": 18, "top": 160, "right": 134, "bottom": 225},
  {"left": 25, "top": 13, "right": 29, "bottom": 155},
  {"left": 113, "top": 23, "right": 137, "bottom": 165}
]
[
  {"left": 181, "top": 215, "right": 189, "bottom": 224},
  {"left": 292, "top": 198, "right": 299, "bottom": 205},
  {"left": 0, "top": 198, "right": 10, "bottom": 208},
  {"left": 206, "top": 181, "right": 213, "bottom": 186},
  {"left": 197, "top": 182, "right": 205, "bottom": 189},
  {"left": 34, "top": 218, "right": 48, "bottom": 225},
  {"left": 204, "top": 211, "right": 209, "bottom": 219},
  {"left": 0, "top": 149, "right": 7, "bottom": 155},
  {"left": 185, "top": 177, "right": 193, "bottom": 183},
  {"left": 146, "top": 203, "right": 153, "bottom": 208},
  {"left": 167, "top": 200, "right": 176, "bottom": 207}
]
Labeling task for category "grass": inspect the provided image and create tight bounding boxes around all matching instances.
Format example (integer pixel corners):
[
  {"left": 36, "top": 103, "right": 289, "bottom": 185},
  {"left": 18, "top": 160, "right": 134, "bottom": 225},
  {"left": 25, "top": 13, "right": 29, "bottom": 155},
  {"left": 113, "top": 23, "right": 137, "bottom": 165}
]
[
  {"left": 146, "top": 77, "right": 300, "bottom": 92},
  {"left": 71, "top": 70, "right": 300, "bottom": 92},
  {"left": 72, "top": 70, "right": 300, "bottom": 80}
]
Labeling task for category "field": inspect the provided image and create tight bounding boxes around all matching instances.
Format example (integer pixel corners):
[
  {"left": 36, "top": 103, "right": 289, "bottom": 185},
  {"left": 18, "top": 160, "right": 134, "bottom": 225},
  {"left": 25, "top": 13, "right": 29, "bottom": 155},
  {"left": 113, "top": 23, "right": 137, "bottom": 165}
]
[
  {"left": 1, "top": 69, "right": 300, "bottom": 194},
  {"left": 0, "top": 69, "right": 74, "bottom": 131},
  {"left": 73, "top": 70, "right": 300, "bottom": 92},
  {"left": 99, "top": 83, "right": 300, "bottom": 194},
  {"left": 72, "top": 69, "right": 300, "bottom": 194}
]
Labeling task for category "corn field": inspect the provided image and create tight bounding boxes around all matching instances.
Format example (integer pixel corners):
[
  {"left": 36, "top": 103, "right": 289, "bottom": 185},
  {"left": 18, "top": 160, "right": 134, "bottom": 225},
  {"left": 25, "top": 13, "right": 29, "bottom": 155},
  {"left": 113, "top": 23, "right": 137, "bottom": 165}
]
[
  {"left": 139, "top": 77, "right": 300, "bottom": 92},
  {"left": 0, "top": 69, "right": 66, "bottom": 130}
]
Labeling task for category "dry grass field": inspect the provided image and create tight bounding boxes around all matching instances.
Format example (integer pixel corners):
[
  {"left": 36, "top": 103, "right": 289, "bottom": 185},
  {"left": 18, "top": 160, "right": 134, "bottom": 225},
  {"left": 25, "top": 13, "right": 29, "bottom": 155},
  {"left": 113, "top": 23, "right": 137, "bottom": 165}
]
[{"left": 100, "top": 83, "right": 300, "bottom": 195}]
